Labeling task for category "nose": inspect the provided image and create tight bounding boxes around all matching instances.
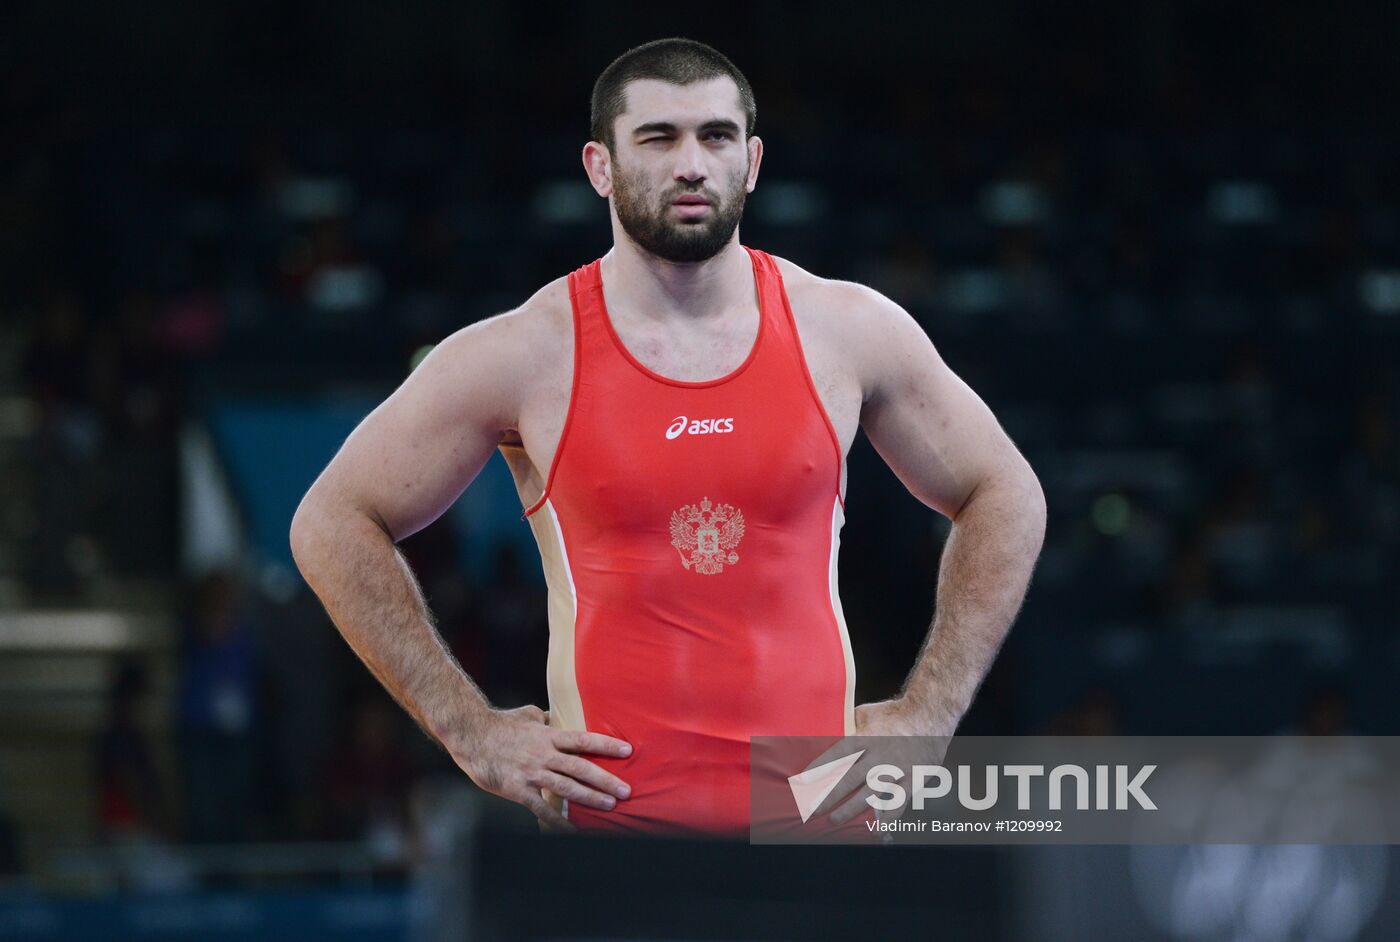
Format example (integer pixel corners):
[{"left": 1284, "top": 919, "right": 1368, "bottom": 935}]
[{"left": 674, "top": 133, "right": 707, "bottom": 185}]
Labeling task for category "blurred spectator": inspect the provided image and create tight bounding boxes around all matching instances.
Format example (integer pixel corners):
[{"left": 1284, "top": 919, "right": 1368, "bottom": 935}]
[
  {"left": 23, "top": 292, "right": 95, "bottom": 414},
  {"left": 0, "top": 807, "right": 17, "bottom": 879},
  {"left": 1153, "top": 533, "right": 1220, "bottom": 625},
  {"left": 856, "top": 231, "right": 939, "bottom": 315},
  {"left": 324, "top": 692, "right": 419, "bottom": 863},
  {"left": 1341, "top": 394, "right": 1399, "bottom": 551},
  {"left": 94, "top": 660, "right": 169, "bottom": 842},
  {"left": 94, "top": 660, "right": 194, "bottom": 891},
  {"left": 176, "top": 569, "right": 262, "bottom": 843},
  {"left": 1042, "top": 688, "right": 1122, "bottom": 736},
  {"left": 1298, "top": 687, "right": 1350, "bottom": 737},
  {"left": 1202, "top": 465, "right": 1277, "bottom": 591},
  {"left": 399, "top": 514, "right": 483, "bottom": 684},
  {"left": 995, "top": 226, "right": 1071, "bottom": 328},
  {"left": 22, "top": 293, "right": 104, "bottom": 593},
  {"left": 478, "top": 543, "right": 548, "bottom": 708},
  {"left": 92, "top": 291, "right": 180, "bottom": 443}
]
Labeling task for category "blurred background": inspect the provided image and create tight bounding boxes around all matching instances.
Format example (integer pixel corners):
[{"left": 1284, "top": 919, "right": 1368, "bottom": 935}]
[{"left": 1, "top": 1, "right": 1398, "bottom": 938}]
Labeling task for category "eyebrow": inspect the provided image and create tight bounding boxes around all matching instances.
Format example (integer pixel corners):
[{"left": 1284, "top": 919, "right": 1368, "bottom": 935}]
[{"left": 631, "top": 119, "right": 742, "bottom": 138}]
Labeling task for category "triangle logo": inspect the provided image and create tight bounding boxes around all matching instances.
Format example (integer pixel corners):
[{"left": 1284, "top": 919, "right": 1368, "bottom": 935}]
[{"left": 786, "top": 749, "right": 866, "bottom": 824}]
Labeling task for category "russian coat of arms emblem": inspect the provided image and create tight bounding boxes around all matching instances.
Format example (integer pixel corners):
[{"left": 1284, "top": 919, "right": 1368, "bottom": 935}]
[{"left": 668, "top": 497, "right": 745, "bottom": 574}]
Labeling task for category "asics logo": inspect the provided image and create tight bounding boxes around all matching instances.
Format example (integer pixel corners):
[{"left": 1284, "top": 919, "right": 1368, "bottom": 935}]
[{"left": 665, "top": 415, "right": 735, "bottom": 440}]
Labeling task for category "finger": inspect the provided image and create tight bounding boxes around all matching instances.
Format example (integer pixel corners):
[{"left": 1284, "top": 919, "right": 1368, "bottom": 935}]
[
  {"left": 800, "top": 735, "right": 862, "bottom": 776},
  {"left": 812, "top": 748, "right": 912, "bottom": 818},
  {"left": 804, "top": 740, "right": 940, "bottom": 819},
  {"left": 830, "top": 788, "right": 876, "bottom": 825},
  {"left": 520, "top": 788, "right": 576, "bottom": 833},
  {"left": 832, "top": 786, "right": 907, "bottom": 825},
  {"left": 541, "top": 816, "right": 575, "bottom": 835},
  {"left": 548, "top": 753, "right": 632, "bottom": 800},
  {"left": 552, "top": 729, "right": 633, "bottom": 758},
  {"left": 535, "top": 769, "right": 619, "bottom": 812},
  {"left": 809, "top": 753, "right": 885, "bottom": 816},
  {"left": 814, "top": 780, "right": 867, "bottom": 818}
]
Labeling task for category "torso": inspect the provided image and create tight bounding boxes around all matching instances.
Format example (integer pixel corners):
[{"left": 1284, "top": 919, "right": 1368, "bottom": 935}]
[
  {"left": 498, "top": 252, "right": 862, "bottom": 508},
  {"left": 494, "top": 246, "right": 874, "bottom": 837}
]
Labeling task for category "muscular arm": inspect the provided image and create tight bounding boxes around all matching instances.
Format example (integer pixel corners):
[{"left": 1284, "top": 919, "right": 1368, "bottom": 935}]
[
  {"left": 288, "top": 313, "right": 527, "bottom": 751},
  {"left": 851, "top": 285, "right": 1048, "bottom": 737},
  {"left": 292, "top": 289, "right": 638, "bottom": 828},
  {"left": 290, "top": 291, "right": 632, "bottom": 832}
]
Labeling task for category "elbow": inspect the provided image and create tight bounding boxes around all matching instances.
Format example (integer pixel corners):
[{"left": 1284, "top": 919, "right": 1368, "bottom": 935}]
[
  {"left": 1022, "top": 470, "right": 1049, "bottom": 551},
  {"left": 290, "top": 486, "right": 392, "bottom": 574},
  {"left": 953, "top": 462, "right": 1047, "bottom": 527},
  {"left": 1027, "top": 470, "right": 1048, "bottom": 523},
  {"left": 957, "top": 465, "right": 1047, "bottom": 539},
  {"left": 289, "top": 489, "right": 326, "bottom": 573},
  {"left": 288, "top": 505, "right": 310, "bottom": 573},
  {"left": 1017, "top": 462, "right": 1048, "bottom": 529}
]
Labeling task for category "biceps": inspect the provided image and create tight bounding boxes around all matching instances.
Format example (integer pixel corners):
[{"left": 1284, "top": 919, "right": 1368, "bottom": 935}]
[
  {"left": 861, "top": 344, "right": 1018, "bottom": 520},
  {"left": 309, "top": 347, "right": 511, "bottom": 541}
]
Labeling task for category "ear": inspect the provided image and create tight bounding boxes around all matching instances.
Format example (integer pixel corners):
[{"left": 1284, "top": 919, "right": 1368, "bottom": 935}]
[
  {"left": 582, "top": 140, "right": 613, "bottom": 198},
  {"left": 744, "top": 135, "right": 763, "bottom": 194}
]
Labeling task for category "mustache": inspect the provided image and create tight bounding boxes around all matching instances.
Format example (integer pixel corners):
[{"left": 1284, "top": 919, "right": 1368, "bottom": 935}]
[{"left": 666, "top": 187, "right": 717, "bottom": 204}]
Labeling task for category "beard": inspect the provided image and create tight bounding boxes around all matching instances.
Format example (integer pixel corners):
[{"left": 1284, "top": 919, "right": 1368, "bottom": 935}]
[{"left": 611, "top": 160, "right": 747, "bottom": 263}]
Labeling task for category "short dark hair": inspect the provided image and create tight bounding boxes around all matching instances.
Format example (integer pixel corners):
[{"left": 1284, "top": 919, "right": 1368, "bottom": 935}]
[{"left": 590, "top": 38, "right": 757, "bottom": 154}]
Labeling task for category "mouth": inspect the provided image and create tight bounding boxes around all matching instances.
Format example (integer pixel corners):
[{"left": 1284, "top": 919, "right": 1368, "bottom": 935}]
[{"left": 672, "top": 196, "right": 713, "bottom": 219}]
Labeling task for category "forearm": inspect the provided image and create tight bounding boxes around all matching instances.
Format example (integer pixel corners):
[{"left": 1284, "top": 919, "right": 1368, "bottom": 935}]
[
  {"left": 290, "top": 498, "right": 492, "bottom": 753},
  {"left": 898, "top": 471, "right": 1047, "bottom": 736}
]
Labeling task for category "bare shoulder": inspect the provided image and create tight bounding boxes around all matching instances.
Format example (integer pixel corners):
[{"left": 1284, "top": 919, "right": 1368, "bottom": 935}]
[
  {"left": 773, "top": 254, "right": 920, "bottom": 334},
  {"left": 436, "top": 274, "right": 572, "bottom": 367},
  {"left": 406, "top": 274, "right": 572, "bottom": 439},
  {"left": 770, "top": 254, "right": 932, "bottom": 400}
]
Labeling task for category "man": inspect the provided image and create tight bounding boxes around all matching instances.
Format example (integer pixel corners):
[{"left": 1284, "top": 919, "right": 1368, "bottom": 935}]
[{"left": 290, "top": 37, "right": 1047, "bottom": 838}]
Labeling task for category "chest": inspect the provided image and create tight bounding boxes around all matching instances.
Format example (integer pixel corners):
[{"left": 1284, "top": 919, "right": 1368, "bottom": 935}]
[{"left": 505, "top": 306, "right": 861, "bottom": 508}]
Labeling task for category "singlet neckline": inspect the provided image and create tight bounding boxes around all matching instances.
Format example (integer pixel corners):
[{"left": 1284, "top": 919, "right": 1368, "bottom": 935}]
[{"left": 595, "top": 244, "right": 767, "bottom": 389}]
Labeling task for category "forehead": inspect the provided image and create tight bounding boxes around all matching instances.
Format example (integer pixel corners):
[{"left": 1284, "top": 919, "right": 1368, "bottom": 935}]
[{"left": 616, "top": 76, "right": 745, "bottom": 131}]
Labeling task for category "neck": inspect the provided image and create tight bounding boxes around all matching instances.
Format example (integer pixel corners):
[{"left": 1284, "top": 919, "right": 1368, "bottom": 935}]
[{"left": 601, "top": 232, "right": 751, "bottom": 322}]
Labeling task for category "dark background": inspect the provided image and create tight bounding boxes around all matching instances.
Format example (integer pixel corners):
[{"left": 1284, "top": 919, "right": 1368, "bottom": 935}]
[{"left": 0, "top": 2, "right": 1397, "bottom": 938}]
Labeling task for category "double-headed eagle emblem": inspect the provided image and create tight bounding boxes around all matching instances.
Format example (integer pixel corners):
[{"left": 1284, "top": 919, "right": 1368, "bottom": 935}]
[{"left": 668, "top": 497, "right": 745, "bottom": 574}]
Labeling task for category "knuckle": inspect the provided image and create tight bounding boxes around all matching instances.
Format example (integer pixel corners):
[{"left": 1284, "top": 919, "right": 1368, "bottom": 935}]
[{"left": 557, "top": 776, "right": 592, "bottom": 803}]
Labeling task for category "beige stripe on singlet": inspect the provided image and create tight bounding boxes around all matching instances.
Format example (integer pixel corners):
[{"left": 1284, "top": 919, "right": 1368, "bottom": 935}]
[
  {"left": 525, "top": 499, "right": 586, "bottom": 820},
  {"left": 829, "top": 496, "right": 857, "bottom": 736}
]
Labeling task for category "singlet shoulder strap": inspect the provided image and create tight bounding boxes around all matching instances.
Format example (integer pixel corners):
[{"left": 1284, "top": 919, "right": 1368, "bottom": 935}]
[
  {"left": 564, "top": 257, "right": 617, "bottom": 365},
  {"left": 742, "top": 246, "right": 800, "bottom": 351}
]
